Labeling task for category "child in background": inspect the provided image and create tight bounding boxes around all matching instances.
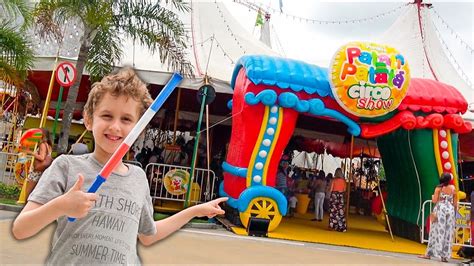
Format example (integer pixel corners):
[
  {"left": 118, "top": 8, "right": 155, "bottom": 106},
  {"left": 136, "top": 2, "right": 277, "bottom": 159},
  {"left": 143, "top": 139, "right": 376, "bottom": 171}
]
[
  {"left": 12, "top": 68, "right": 227, "bottom": 265},
  {"left": 288, "top": 191, "right": 298, "bottom": 217}
]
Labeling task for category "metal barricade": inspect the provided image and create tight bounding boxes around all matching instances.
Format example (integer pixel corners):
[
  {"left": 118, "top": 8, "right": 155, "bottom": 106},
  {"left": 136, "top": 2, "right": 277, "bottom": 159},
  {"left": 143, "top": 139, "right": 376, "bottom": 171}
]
[
  {"left": 123, "top": 160, "right": 142, "bottom": 168},
  {"left": 0, "top": 121, "right": 14, "bottom": 141},
  {"left": 0, "top": 141, "right": 18, "bottom": 153},
  {"left": 421, "top": 200, "right": 472, "bottom": 248},
  {"left": 145, "top": 163, "right": 217, "bottom": 205},
  {"left": 0, "top": 151, "right": 32, "bottom": 186}
]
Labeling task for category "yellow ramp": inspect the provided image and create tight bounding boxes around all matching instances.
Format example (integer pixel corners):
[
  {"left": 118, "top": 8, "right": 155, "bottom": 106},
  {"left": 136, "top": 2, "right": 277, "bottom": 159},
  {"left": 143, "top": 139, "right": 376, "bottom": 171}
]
[{"left": 232, "top": 213, "right": 427, "bottom": 255}]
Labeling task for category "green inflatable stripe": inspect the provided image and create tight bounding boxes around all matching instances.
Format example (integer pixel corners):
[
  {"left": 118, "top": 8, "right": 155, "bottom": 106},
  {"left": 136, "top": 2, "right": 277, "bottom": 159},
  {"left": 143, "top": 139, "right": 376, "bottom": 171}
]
[
  {"left": 452, "top": 133, "right": 459, "bottom": 177},
  {"left": 408, "top": 129, "right": 440, "bottom": 225},
  {"left": 377, "top": 129, "right": 439, "bottom": 226}
]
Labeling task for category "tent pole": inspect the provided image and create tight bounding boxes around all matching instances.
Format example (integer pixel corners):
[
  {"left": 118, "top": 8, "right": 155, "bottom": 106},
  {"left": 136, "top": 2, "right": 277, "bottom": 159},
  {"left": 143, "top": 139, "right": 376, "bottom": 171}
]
[
  {"left": 321, "top": 152, "right": 325, "bottom": 171},
  {"left": 346, "top": 135, "right": 354, "bottom": 224},
  {"left": 303, "top": 152, "right": 308, "bottom": 169},
  {"left": 172, "top": 88, "right": 181, "bottom": 145},
  {"left": 314, "top": 154, "right": 319, "bottom": 169},
  {"left": 312, "top": 152, "right": 317, "bottom": 169},
  {"left": 206, "top": 104, "right": 211, "bottom": 200},
  {"left": 378, "top": 176, "right": 394, "bottom": 241},
  {"left": 341, "top": 158, "right": 347, "bottom": 177}
]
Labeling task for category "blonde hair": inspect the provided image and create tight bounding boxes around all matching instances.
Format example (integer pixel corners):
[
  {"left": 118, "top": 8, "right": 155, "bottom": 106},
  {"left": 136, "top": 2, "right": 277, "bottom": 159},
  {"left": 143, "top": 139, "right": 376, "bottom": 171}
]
[
  {"left": 334, "top": 168, "right": 344, "bottom": 179},
  {"left": 83, "top": 67, "right": 153, "bottom": 120}
]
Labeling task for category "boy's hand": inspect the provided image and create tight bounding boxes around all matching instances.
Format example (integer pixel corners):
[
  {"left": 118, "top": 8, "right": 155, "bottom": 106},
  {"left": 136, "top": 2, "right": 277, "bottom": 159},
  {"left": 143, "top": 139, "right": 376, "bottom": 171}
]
[
  {"left": 60, "top": 174, "right": 97, "bottom": 219},
  {"left": 193, "top": 197, "right": 228, "bottom": 218}
]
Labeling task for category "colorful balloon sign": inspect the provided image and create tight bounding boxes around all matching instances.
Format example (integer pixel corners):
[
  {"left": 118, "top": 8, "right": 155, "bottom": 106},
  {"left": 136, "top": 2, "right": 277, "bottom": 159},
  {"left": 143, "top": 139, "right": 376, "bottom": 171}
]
[
  {"left": 329, "top": 42, "right": 410, "bottom": 117},
  {"left": 20, "top": 128, "right": 43, "bottom": 149}
]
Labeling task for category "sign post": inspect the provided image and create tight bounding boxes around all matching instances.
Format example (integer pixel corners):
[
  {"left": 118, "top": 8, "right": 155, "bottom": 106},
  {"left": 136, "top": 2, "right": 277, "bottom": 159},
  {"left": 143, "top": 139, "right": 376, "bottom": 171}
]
[
  {"left": 52, "top": 62, "right": 77, "bottom": 143},
  {"left": 184, "top": 84, "right": 215, "bottom": 207}
]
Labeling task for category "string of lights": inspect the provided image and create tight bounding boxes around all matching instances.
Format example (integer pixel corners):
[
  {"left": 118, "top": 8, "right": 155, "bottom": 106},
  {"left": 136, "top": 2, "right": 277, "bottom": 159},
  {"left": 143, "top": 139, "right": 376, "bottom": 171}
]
[
  {"left": 189, "top": 36, "right": 214, "bottom": 48},
  {"left": 190, "top": 34, "right": 235, "bottom": 66},
  {"left": 270, "top": 24, "right": 286, "bottom": 57},
  {"left": 431, "top": 8, "right": 473, "bottom": 54},
  {"left": 214, "top": 1, "right": 247, "bottom": 54},
  {"left": 213, "top": 37, "right": 236, "bottom": 65},
  {"left": 234, "top": 0, "right": 407, "bottom": 25},
  {"left": 212, "top": 36, "right": 236, "bottom": 65},
  {"left": 419, "top": 9, "right": 430, "bottom": 79},
  {"left": 431, "top": 20, "right": 473, "bottom": 88}
]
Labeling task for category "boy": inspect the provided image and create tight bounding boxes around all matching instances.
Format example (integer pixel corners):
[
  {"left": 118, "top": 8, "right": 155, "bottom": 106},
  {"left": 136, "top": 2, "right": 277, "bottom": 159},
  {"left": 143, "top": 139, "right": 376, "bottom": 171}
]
[{"left": 12, "top": 68, "right": 227, "bottom": 265}]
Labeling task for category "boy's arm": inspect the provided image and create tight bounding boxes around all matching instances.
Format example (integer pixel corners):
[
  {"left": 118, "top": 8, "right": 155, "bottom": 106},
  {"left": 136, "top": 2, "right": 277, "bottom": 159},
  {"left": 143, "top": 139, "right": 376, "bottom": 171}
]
[
  {"left": 13, "top": 198, "right": 67, "bottom": 239},
  {"left": 12, "top": 175, "right": 98, "bottom": 239},
  {"left": 138, "top": 197, "right": 227, "bottom": 246}
]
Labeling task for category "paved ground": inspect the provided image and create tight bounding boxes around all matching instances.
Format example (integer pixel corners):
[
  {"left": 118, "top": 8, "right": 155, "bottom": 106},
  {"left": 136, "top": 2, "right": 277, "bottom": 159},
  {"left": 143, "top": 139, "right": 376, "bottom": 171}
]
[{"left": 1, "top": 210, "right": 460, "bottom": 265}]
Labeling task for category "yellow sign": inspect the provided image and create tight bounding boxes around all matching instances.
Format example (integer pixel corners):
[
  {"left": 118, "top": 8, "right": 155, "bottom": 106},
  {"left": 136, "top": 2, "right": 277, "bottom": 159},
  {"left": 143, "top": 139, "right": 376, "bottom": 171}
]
[
  {"left": 163, "top": 169, "right": 190, "bottom": 196},
  {"left": 456, "top": 205, "right": 471, "bottom": 228},
  {"left": 329, "top": 42, "right": 410, "bottom": 117},
  {"left": 458, "top": 206, "right": 470, "bottom": 218}
]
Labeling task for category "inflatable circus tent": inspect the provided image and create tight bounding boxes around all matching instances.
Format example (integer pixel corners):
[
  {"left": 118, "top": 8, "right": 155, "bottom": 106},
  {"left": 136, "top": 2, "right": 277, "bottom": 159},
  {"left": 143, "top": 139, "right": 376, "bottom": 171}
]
[{"left": 221, "top": 50, "right": 471, "bottom": 239}]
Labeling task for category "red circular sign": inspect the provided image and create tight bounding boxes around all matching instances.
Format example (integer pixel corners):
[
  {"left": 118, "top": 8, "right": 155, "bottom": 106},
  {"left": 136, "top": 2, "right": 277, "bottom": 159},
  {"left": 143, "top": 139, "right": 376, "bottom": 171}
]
[{"left": 55, "top": 62, "right": 77, "bottom": 87}]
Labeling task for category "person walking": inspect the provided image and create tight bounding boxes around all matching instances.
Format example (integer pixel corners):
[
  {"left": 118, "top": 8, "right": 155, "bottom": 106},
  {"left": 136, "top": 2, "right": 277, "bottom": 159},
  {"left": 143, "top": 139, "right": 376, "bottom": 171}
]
[
  {"left": 276, "top": 159, "right": 290, "bottom": 197},
  {"left": 328, "top": 168, "right": 347, "bottom": 232},
  {"left": 420, "top": 172, "right": 457, "bottom": 263},
  {"left": 24, "top": 128, "right": 53, "bottom": 198},
  {"left": 311, "top": 170, "right": 327, "bottom": 221}
]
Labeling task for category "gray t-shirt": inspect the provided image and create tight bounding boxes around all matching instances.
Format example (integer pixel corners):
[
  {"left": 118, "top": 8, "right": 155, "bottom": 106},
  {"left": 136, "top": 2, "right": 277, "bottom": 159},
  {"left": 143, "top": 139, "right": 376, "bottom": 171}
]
[{"left": 29, "top": 154, "right": 156, "bottom": 265}]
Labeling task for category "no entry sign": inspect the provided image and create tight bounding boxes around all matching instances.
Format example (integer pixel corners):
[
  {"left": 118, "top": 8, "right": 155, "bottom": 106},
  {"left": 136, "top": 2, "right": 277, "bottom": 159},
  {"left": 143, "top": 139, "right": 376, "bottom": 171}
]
[{"left": 55, "top": 61, "right": 77, "bottom": 87}]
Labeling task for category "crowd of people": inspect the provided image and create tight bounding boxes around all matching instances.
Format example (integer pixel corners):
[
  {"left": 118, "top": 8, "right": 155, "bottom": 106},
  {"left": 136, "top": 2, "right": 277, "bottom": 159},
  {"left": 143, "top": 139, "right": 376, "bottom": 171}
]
[
  {"left": 132, "top": 136, "right": 211, "bottom": 171},
  {"left": 276, "top": 157, "right": 348, "bottom": 232}
]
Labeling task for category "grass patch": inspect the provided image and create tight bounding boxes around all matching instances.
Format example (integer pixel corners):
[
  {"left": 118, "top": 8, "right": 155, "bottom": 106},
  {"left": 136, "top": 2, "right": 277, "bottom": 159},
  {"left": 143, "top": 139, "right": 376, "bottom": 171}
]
[
  {"left": 0, "top": 198, "right": 20, "bottom": 205},
  {"left": 153, "top": 212, "right": 209, "bottom": 223},
  {"left": 153, "top": 212, "right": 170, "bottom": 221}
]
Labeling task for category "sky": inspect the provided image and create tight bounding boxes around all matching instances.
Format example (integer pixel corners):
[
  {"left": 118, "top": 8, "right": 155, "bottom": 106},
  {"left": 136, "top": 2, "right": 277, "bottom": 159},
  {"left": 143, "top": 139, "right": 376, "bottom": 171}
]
[
  {"left": 223, "top": 0, "right": 473, "bottom": 102},
  {"left": 224, "top": 0, "right": 472, "bottom": 66}
]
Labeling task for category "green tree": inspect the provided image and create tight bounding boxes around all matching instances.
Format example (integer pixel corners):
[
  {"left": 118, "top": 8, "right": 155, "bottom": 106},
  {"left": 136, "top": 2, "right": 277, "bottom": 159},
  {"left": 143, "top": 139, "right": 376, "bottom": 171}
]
[
  {"left": 0, "top": 0, "right": 34, "bottom": 88},
  {"left": 34, "top": 0, "right": 193, "bottom": 153}
]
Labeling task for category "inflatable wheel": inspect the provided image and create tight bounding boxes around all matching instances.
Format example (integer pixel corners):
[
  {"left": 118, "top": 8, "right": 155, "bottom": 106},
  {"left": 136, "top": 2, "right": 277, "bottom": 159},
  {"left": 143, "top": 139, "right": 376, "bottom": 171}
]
[
  {"left": 14, "top": 161, "right": 30, "bottom": 186},
  {"left": 239, "top": 197, "right": 282, "bottom": 232}
]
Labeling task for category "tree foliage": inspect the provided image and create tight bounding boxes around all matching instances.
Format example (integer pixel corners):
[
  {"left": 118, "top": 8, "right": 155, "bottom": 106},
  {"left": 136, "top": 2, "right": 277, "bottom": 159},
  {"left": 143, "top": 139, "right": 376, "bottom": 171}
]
[
  {"left": 0, "top": 0, "right": 34, "bottom": 87},
  {"left": 33, "top": 0, "right": 193, "bottom": 152}
]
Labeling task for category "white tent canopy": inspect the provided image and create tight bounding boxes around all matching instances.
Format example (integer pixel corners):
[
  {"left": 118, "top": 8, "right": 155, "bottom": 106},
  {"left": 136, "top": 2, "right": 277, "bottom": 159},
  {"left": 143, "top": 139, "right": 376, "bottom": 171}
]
[
  {"left": 31, "top": 1, "right": 472, "bottom": 121},
  {"left": 378, "top": 3, "right": 473, "bottom": 121},
  {"left": 31, "top": 1, "right": 278, "bottom": 94}
]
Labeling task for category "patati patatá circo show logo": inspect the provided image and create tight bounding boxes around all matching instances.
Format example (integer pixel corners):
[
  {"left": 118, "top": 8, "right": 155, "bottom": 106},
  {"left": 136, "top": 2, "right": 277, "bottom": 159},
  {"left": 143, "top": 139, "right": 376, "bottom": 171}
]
[{"left": 329, "top": 42, "right": 411, "bottom": 117}]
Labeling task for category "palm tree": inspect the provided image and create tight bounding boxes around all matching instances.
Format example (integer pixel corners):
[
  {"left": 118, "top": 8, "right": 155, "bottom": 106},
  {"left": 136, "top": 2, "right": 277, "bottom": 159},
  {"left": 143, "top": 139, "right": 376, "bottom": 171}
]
[
  {"left": 34, "top": 0, "right": 193, "bottom": 153},
  {"left": 0, "top": 0, "right": 34, "bottom": 88}
]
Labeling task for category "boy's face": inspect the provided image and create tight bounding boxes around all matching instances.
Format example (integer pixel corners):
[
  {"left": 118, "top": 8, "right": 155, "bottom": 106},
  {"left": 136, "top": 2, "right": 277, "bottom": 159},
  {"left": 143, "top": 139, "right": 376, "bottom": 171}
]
[{"left": 85, "top": 92, "right": 141, "bottom": 160}]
